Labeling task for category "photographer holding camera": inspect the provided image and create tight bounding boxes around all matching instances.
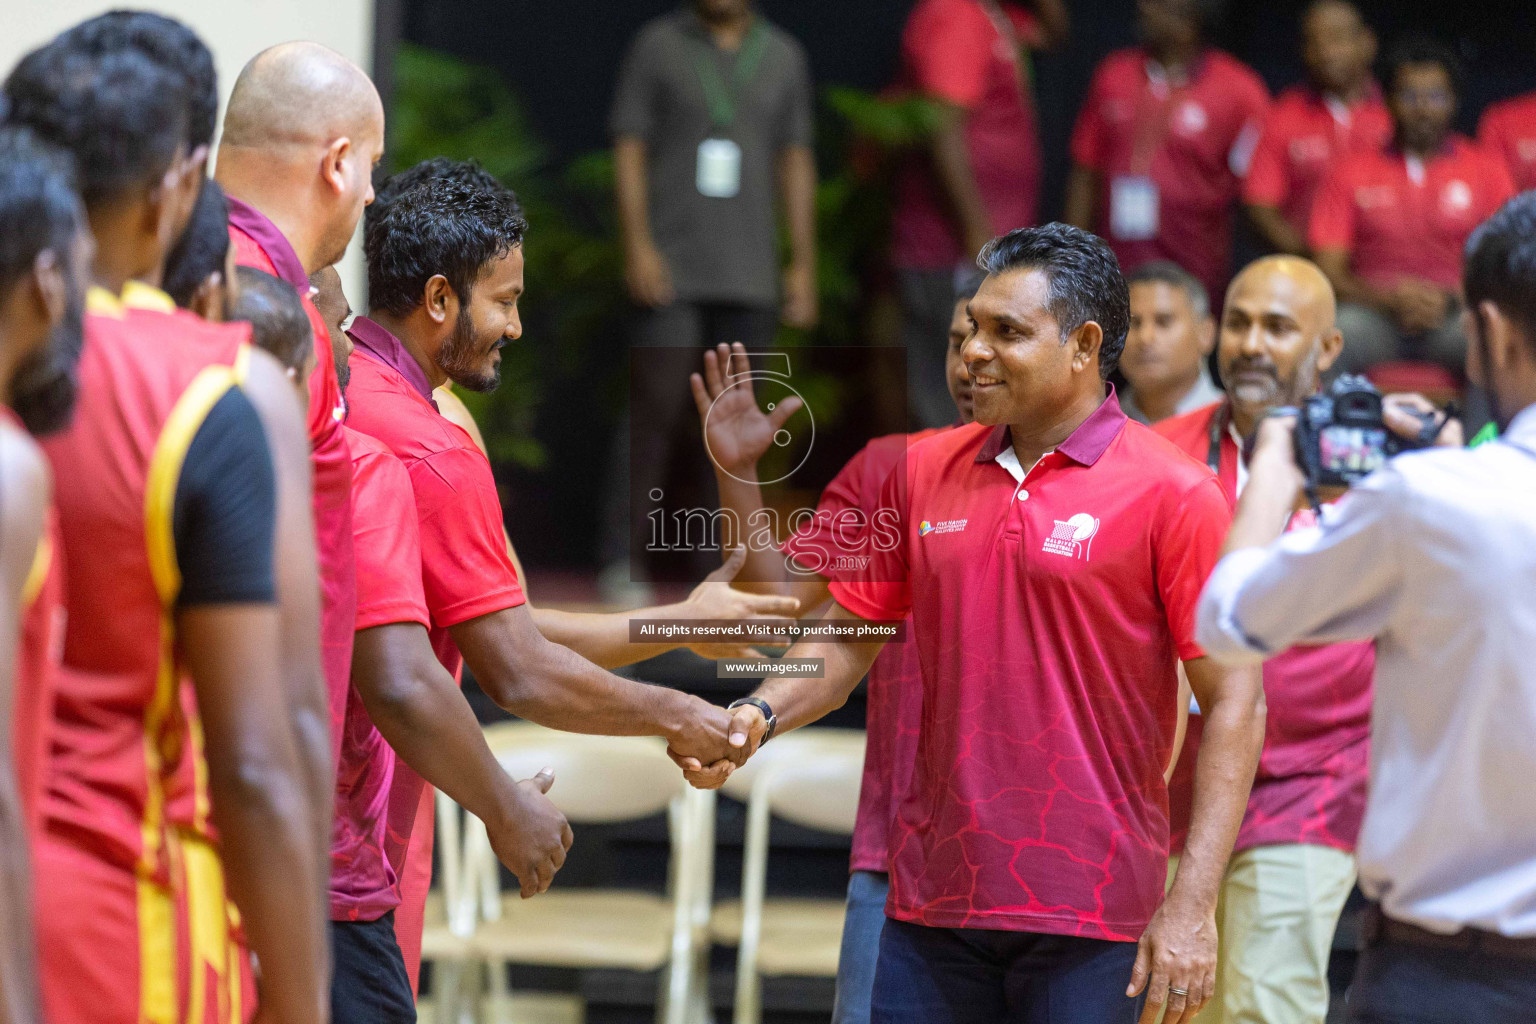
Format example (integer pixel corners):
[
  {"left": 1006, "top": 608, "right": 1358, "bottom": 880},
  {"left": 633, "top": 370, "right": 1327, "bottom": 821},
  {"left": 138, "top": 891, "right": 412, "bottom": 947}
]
[{"left": 1197, "top": 193, "right": 1536, "bottom": 1022}]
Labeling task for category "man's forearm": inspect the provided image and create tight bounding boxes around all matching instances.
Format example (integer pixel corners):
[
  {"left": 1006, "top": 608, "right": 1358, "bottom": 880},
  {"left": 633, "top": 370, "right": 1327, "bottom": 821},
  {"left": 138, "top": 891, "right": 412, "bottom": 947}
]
[
  {"left": 930, "top": 107, "right": 992, "bottom": 255},
  {"left": 1172, "top": 678, "right": 1264, "bottom": 912},
  {"left": 359, "top": 651, "right": 521, "bottom": 832},
  {"left": 778, "top": 145, "right": 817, "bottom": 273},
  {"left": 614, "top": 138, "right": 654, "bottom": 253},
  {"left": 750, "top": 639, "right": 881, "bottom": 733},
  {"left": 0, "top": 768, "right": 39, "bottom": 1024},
  {"left": 530, "top": 605, "right": 686, "bottom": 669},
  {"left": 1223, "top": 447, "right": 1304, "bottom": 556}
]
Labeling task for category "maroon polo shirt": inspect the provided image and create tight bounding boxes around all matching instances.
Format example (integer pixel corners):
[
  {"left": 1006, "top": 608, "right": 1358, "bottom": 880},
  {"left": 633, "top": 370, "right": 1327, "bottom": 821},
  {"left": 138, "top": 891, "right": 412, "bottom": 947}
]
[
  {"left": 1478, "top": 90, "right": 1536, "bottom": 193},
  {"left": 829, "top": 390, "right": 1230, "bottom": 939},
  {"left": 1155, "top": 401, "right": 1373, "bottom": 857},
  {"left": 781, "top": 428, "right": 946, "bottom": 875}
]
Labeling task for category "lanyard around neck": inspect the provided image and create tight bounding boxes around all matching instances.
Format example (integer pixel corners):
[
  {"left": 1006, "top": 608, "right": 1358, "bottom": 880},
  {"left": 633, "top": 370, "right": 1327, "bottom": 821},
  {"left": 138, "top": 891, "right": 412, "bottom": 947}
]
[{"left": 693, "top": 20, "right": 768, "bottom": 132}]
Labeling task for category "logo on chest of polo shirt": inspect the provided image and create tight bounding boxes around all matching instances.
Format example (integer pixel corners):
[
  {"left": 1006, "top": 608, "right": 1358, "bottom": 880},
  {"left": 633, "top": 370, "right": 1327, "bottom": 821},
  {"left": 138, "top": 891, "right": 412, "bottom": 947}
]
[
  {"left": 1518, "top": 139, "right": 1536, "bottom": 163},
  {"left": 918, "top": 518, "right": 967, "bottom": 537},
  {"left": 1042, "top": 513, "right": 1100, "bottom": 560},
  {"left": 1441, "top": 179, "right": 1473, "bottom": 214}
]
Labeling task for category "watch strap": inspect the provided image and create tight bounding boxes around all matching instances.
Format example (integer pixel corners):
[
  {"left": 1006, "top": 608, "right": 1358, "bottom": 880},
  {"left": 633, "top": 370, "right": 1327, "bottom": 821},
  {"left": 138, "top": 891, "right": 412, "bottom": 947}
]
[{"left": 727, "top": 696, "right": 777, "bottom": 744}]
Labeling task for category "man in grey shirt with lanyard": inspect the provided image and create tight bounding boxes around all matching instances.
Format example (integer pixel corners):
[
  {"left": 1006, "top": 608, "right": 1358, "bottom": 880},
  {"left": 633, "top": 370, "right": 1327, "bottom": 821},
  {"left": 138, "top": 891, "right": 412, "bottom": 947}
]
[
  {"left": 603, "top": 0, "right": 816, "bottom": 591},
  {"left": 1197, "top": 192, "right": 1536, "bottom": 1023}
]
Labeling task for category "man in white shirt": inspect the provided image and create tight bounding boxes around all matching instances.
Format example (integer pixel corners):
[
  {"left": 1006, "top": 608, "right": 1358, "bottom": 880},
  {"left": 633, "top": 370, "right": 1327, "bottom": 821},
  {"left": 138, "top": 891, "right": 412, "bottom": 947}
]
[{"left": 1196, "top": 191, "right": 1536, "bottom": 1023}]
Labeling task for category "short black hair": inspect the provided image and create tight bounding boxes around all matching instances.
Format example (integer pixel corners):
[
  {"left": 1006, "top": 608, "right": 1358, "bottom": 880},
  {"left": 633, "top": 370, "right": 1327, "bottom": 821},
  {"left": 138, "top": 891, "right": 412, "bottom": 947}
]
[
  {"left": 365, "top": 175, "right": 528, "bottom": 319},
  {"left": 4, "top": 45, "right": 189, "bottom": 204},
  {"left": 55, "top": 11, "right": 217, "bottom": 149},
  {"left": 367, "top": 157, "right": 515, "bottom": 234},
  {"left": 1127, "top": 260, "right": 1211, "bottom": 321},
  {"left": 231, "top": 266, "right": 314, "bottom": 373},
  {"left": 1382, "top": 34, "right": 1464, "bottom": 99},
  {"left": 0, "top": 125, "right": 85, "bottom": 436},
  {"left": 163, "top": 180, "right": 230, "bottom": 310},
  {"left": 976, "top": 224, "right": 1130, "bottom": 379},
  {"left": 0, "top": 125, "right": 81, "bottom": 299},
  {"left": 1464, "top": 192, "right": 1536, "bottom": 351}
]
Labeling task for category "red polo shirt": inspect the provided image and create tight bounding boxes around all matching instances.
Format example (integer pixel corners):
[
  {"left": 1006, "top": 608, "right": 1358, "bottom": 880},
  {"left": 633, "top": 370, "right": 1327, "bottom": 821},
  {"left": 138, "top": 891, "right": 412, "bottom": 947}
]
[
  {"left": 225, "top": 195, "right": 357, "bottom": 767},
  {"left": 891, "top": 0, "right": 1043, "bottom": 270},
  {"left": 1154, "top": 402, "right": 1372, "bottom": 856},
  {"left": 344, "top": 316, "right": 527, "bottom": 932},
  {"left": 828, "top": 391, "right": 1230, "bottom": 939},
  {"left": 1070, "top": 48, "right": 1269, "bottom": 303},
  {"left": 329, "top": 427, "right": 430, "bottom": 922},
  {"left": 1309, "top": 136, "right": 1515, "bottom": 290},
  {"left": 1243, "top": 84, "right": 1392, "bottom": 237},
  {"left": 1478, "top": 90, "right": 1536, "bottom": 193},
  {"left": 782, "top": 428, "right": 945, "bottom": 875}
]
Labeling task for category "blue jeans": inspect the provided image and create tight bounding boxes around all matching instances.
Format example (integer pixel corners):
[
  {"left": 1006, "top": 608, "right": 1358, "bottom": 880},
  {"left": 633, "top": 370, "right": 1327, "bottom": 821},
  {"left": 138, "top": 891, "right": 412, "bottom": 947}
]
[
  {"left": 1348, "top": 935, "right": 1536, "bottom": 1023},
  {"left": 870, "top": 917, "right": 1145, "bottom": 1024},
  {"left": 833, "top": 871, "right": 890, "bottom": 1024}
]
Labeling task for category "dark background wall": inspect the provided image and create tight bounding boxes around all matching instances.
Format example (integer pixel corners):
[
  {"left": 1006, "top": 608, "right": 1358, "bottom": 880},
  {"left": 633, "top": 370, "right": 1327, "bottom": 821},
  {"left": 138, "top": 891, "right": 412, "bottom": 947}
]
[
  {"left": 405, "top": 0, "right": 1536, "bottom": 216},
  {"left": 399, "top": 0, "right": 1536, "bottom": 572}
]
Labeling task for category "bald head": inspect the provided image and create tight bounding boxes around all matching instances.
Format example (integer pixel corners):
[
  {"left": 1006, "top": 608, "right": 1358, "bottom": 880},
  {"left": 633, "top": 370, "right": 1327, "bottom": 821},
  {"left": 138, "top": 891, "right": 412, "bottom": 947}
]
[
  {"left": 215, "top": 42, "right": 384, "bottom": 274},
  {"left": 221, "top": 42, "right": 382, "bottom": 149},
  {"left": 1219, "top": 256, "right": 1344, "bottom": 427}
]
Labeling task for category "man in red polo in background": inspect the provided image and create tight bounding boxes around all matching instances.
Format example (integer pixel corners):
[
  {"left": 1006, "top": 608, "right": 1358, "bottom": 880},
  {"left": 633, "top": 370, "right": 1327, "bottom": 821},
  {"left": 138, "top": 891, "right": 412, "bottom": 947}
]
[
  {"left": 891, "top": 0, "right": 1067, "bottom": 428},
  {"left": 1243, "top": 0, "right": 1389, "bottom": 256},
  {"left": 688, "top": 225, "right": 1264, "bottom": 1024},
  {"left": 684, "top": 281, "right": 979, "bottom": 1024},
  {"left": 1066, "top": 0, "right": 1268, "bottom": 309},
  {"left": 1310, "top": 36, "right": 1513, "bottom": 377},
  {"left": 1479, "top": 88, "right": 1536, "bottom": 193},
  {"left": 1155, "top": 256, "right": 1372, "bottom": 1024},
  {"left": 215, "top": 41, "right": 384, "bottom": 783}
]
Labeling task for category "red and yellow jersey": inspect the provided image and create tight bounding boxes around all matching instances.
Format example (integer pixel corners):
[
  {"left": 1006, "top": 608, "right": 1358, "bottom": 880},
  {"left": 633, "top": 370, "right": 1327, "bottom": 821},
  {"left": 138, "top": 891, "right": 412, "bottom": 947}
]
[
  {"left": 8, "top": 412, "right": 63, "bottom": 835},
  {"left": 39, "top": 282, "right": 250, "bottom": 882}
]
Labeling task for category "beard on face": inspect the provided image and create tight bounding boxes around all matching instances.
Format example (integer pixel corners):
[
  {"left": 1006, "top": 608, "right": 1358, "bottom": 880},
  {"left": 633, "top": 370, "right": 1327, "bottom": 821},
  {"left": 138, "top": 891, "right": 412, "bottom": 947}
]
[
  {"left": 435, "top": 304, "right": 502, "bottom": 393},
  {"left": 1224, "top": 344, "right": 1321, "bottom": 415}
]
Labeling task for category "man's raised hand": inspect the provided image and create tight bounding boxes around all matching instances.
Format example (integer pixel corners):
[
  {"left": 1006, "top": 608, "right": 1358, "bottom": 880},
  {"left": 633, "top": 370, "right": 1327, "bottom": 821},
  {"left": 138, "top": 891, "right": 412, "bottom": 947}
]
[
  {"left": 682, "top": 546, "right": 800, "bottom": 659},
  {"left": 691, "top": 342, "right": 804, "bottom": 477}
]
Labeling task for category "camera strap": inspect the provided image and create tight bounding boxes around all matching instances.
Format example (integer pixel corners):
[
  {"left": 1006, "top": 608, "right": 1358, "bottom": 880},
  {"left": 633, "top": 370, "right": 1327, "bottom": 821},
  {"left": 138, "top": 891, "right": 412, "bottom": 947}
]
[{"left": 1206, "top": 401, "right": 1230, "bottom": 474}]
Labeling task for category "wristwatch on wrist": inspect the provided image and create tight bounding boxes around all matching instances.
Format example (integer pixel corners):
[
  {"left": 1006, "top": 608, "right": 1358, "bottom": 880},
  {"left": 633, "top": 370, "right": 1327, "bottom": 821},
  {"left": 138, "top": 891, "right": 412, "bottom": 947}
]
[{"left": 727, "top": 696, "right": 778, "bottom": 745}]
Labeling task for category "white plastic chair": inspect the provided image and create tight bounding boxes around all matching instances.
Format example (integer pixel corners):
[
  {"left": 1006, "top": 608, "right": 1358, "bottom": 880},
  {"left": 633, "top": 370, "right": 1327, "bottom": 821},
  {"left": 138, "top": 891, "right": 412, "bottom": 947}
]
[
  {"left": 712, "top": 729, "right": 866, "bottom": 1024},
  {"left": 420, "top": 789, "right": 481, "bottom": 1024},
  {"left": 463, "top": 722, "right": 716, "bottom": 1024}
]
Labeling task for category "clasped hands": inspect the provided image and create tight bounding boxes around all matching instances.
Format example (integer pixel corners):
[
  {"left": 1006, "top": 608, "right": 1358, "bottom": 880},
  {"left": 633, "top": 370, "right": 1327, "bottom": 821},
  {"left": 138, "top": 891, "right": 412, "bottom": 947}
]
[{"left": 665, "top": 699, "right": 773, "bottom": 789}]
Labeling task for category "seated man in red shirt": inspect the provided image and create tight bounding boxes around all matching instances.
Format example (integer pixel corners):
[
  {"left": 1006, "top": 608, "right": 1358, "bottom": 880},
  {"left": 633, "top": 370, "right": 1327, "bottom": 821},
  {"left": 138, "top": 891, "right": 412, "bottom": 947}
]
[
  {"left": 891, "top": 0, "right": 1067, "bottom": 428},
  {"left": 1310, "top": 36, "right": 1514, "bottom": 376},
  {"left": 687, "top": 225, "right": 1264, "bottom": 1024},
  {"left": 1478, "top": 88, "right": 1536, "bottom": 194},
  {"left": 1065, "top": 0, "right": 1269, "bottom": 307},
  {"left": 0, "top": 124, "right": 90, "bottom": 1024},
  {"left": 1121, "top": 262, "right": 1221, "bottom": 425},
  {"left": 1155, "top": 256, "right": 1375, "bottom": 1024},
  {"left": 1243, "top": 0, "right": 1389, "bottom": 256}
]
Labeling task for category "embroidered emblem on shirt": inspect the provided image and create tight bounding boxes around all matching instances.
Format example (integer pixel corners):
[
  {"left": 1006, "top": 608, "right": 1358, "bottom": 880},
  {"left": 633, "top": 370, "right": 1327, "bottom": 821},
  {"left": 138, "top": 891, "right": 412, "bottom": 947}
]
[
  {"left": 1441, "top": 179, "right": 1473, "bottom": 214},
  {"left": 1176, "top": 101, "right": 1208, "bottom": 136},
  {"left": 919, "top": 519, "right": 967, "bottom": 537},
  {"left": 1043, "top": 513, "right": 1099, "bottom": 559}
]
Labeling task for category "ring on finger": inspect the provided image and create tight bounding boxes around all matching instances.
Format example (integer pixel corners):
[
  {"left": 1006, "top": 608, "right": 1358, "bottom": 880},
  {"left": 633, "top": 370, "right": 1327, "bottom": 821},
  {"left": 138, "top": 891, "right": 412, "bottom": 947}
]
[{"left": 1168, "top": 987, "right": 1189, "bottom": 997}]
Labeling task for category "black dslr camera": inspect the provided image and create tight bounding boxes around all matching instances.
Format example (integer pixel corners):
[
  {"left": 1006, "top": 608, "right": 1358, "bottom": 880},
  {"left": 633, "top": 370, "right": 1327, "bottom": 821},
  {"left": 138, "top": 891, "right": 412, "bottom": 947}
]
[{"left": 1285, "top": 375, "right": 1444, "bottom": 495}]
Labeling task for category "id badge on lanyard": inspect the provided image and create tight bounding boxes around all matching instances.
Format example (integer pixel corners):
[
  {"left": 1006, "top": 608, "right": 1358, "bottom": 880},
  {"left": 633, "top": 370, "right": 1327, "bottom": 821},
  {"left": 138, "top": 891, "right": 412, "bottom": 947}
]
[
  {"left": 694, "top": 22, "right": 767, "bottom": 200},
  {"left": 1111, "top": 66, "right": 1178, "bottom": 242}
]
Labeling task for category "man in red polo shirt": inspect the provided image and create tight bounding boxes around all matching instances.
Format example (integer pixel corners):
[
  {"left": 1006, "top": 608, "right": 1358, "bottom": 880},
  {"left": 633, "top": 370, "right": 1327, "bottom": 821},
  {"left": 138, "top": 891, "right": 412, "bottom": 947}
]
[
  {"left": 1156, "top": 256, "right": 1372, "bottom": 1024},
  {"left": 215, "top": 40, "right": 384, "bottom": 814},
  {"left": 1065, "top": 0, "right": 1268, "bottom": 307},
  {"left": 1310, "top": 36, "right": 1513, "bottom": 376},
  {"left": 683, "top": 279, "right": 979, "bottom": 1024},
  {"left": 891, "top": 0, "right": 1067, "bottom": 428},
  {"left": 692, "top": 225, "right": 1264, "bottom": 1024},
  {"left": 1243, "top": 0, "right": 1389, "bottom": 255},
  {"left": 1479, "top": 89, "right": 1536, "bottom": 193}
]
